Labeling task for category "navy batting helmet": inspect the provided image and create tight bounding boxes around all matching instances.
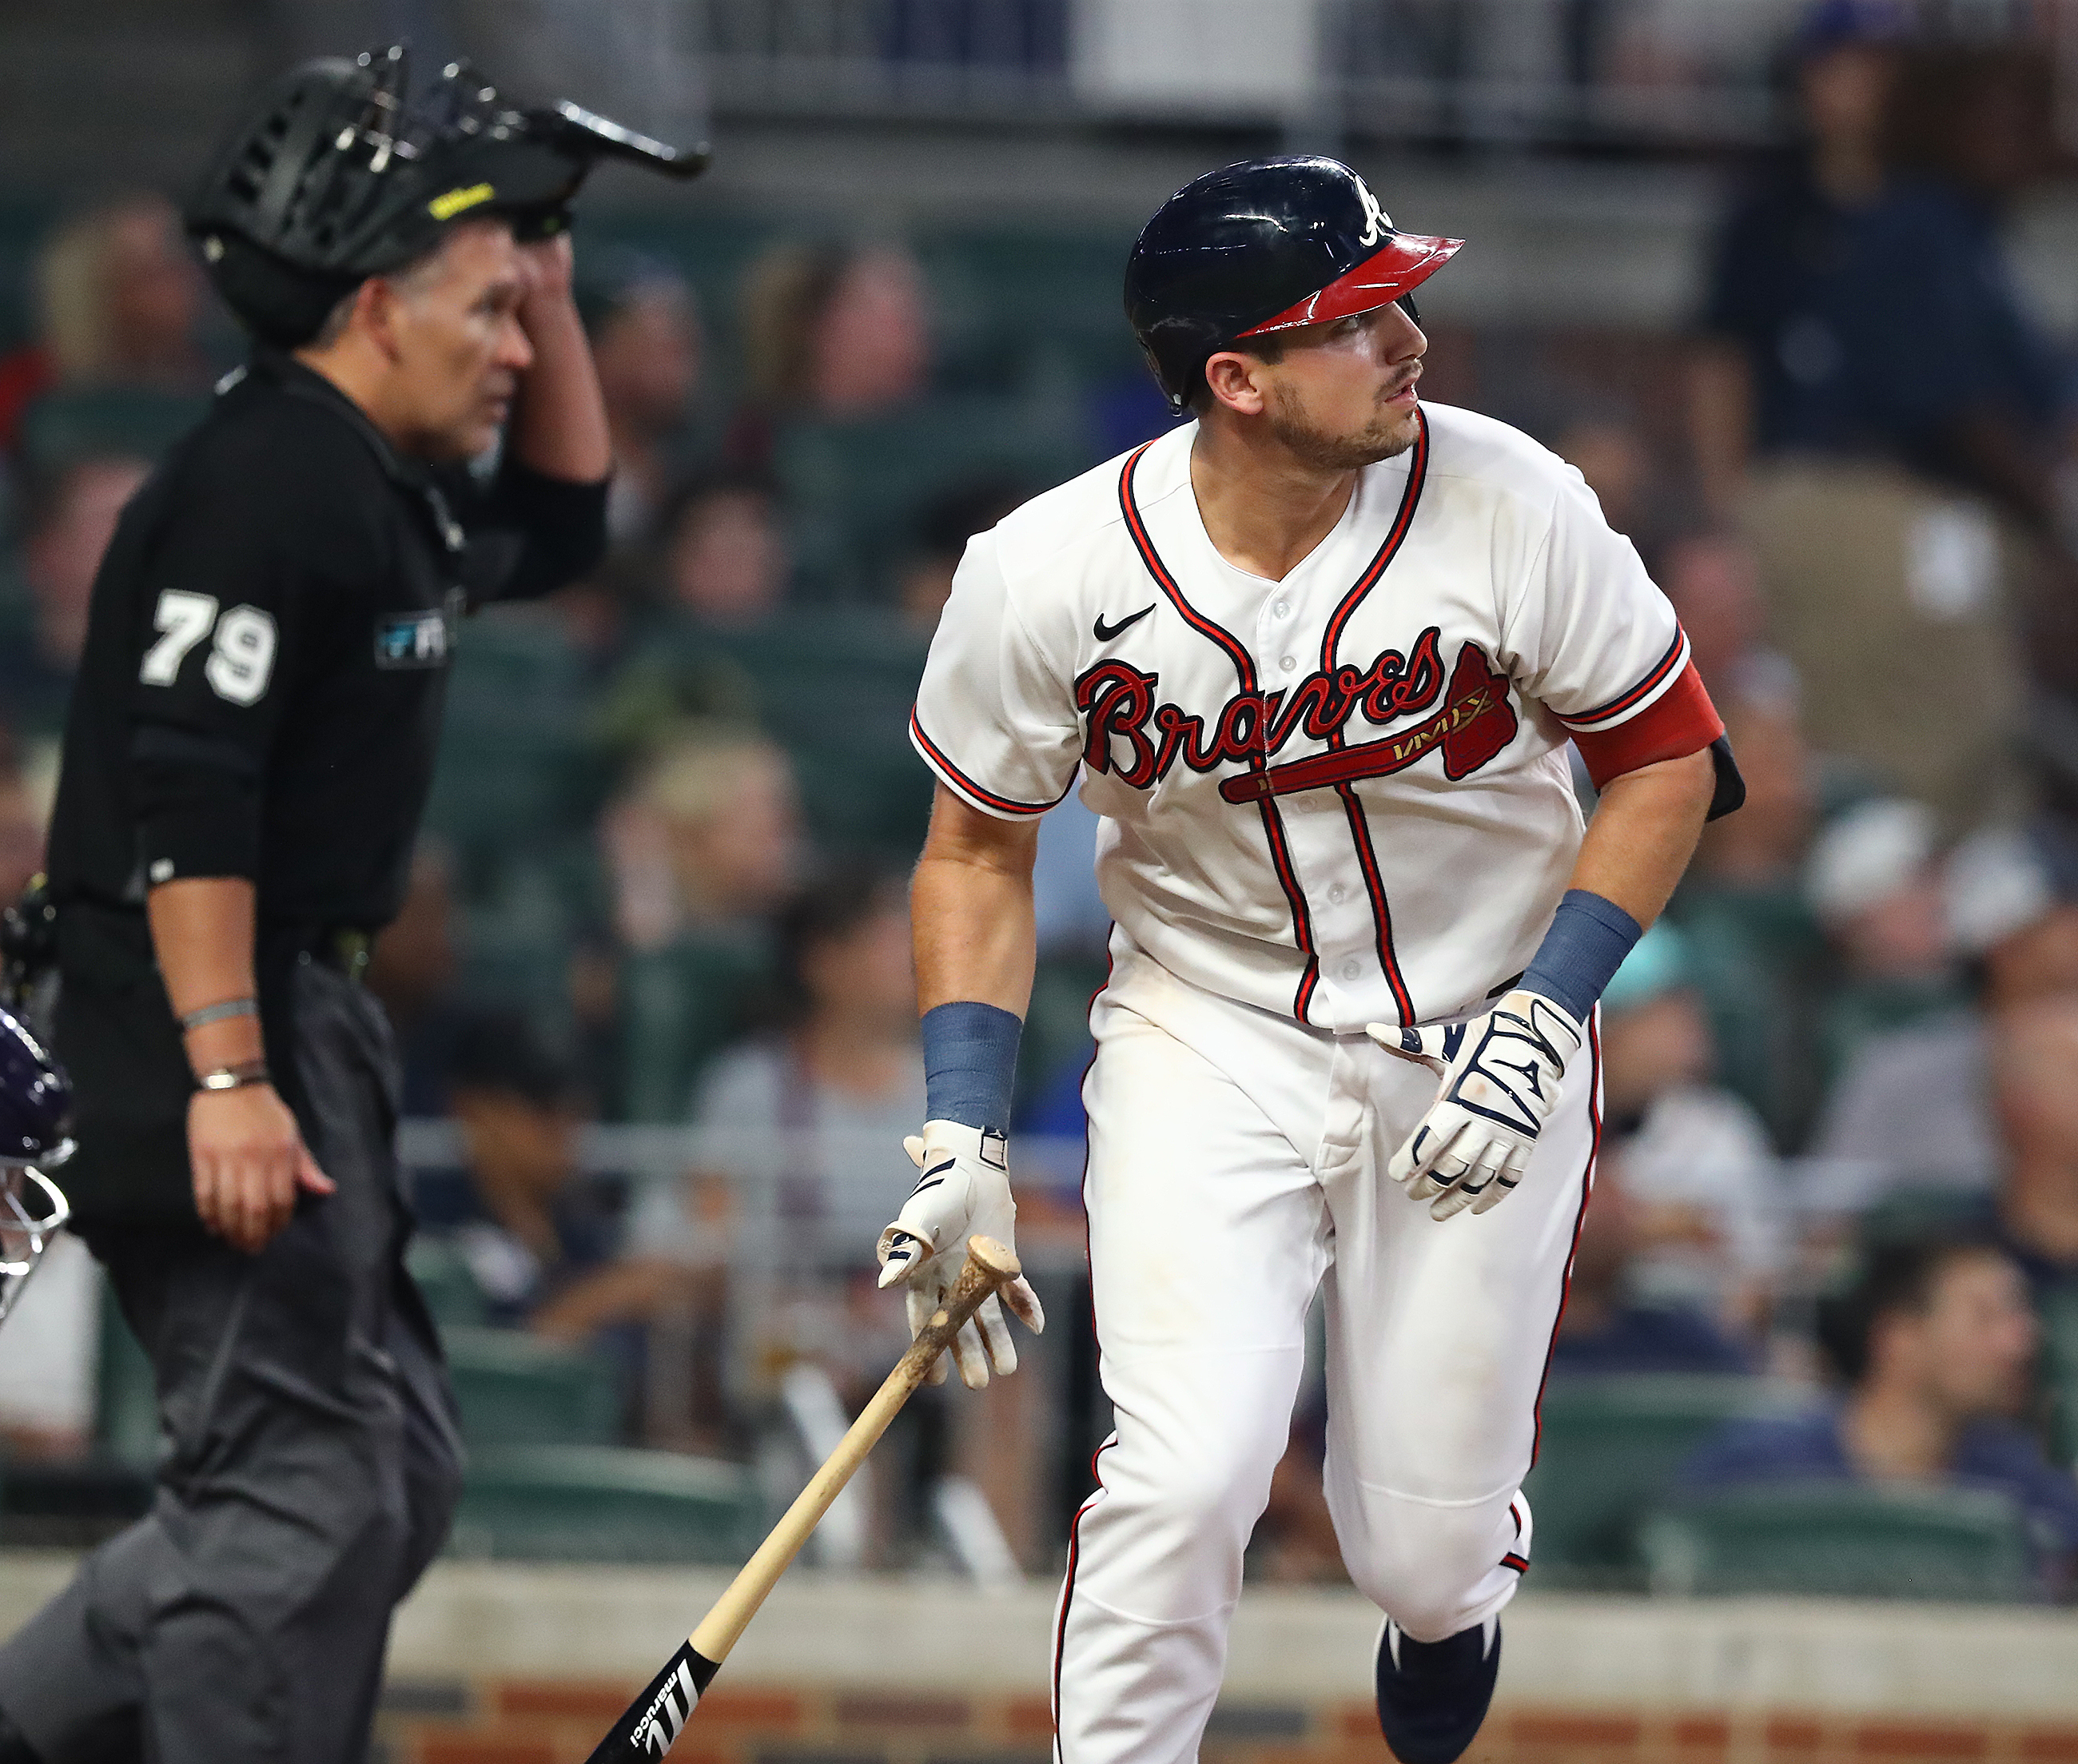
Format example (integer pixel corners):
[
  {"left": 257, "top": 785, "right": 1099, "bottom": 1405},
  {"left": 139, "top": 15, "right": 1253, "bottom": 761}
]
[
  {"left": 0, "top": 1007, "right": 70, "bottom": 1327},
  {"left": 186, "top": 44, "right": 710, "bottom": 348},
  {"left": 1125, "top": 156, "right": 1463, "bottom": 412}
]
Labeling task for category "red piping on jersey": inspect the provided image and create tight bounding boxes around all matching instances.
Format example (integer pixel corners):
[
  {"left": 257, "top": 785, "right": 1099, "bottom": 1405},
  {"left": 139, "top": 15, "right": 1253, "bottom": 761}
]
[
  {"left": 1319, "top": 409, "right": 1428, "bottom": 1027},
  {"left": 1527, "top": 1013, "right": 1602, "bottom": 1471},
  {"left": 910, "top": 707, "right": 1070, "bottom": 817},
  {"left": 1117, "top": 440, "right": 1323, "bottom": 1024},
  {"left": 1569, "top": 661, "right": 1723, "bottom": 790},
  {"left": 1558, "top": 629, "right": 1687, "bottom": 731},
  {"left": 1501, "top": 1496, "right": 1530, "bottom": 1575}
]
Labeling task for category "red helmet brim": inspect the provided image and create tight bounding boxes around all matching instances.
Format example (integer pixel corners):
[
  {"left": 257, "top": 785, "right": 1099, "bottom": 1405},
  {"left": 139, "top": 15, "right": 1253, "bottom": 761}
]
[{"left": 1235, "top": 233, "right": 1464, "bottom": 337}]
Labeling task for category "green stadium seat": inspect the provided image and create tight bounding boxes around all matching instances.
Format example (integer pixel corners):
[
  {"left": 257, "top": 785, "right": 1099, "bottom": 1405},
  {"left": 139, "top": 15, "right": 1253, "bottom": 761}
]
[
  {"left": 96, "top": 1284, "right": 158, "bottom": 1471},
  {"left": 404, "top": 1236, "right": 489, "bottom": 1329},
  {"left": 425, "top": 611, "right": 603, "bottom": 860},
  {"left": 2034, "top": 1284, "right": 2078, "bottom": 1473},
  {"left": 774, "top": 395, "right": 1086, "bottom": 601},
  {"left": 18, "top": 384, "right": 208, "bottom": 472},
  {"left": 447, "top": 1443, "right": 761, "bottom": 1564},
  {"left": 1640, "top": 1482, "right": 2036, "bottom": 1602},
  {"left": 1523, "top": 1375, "right": 1809, "bottom": 1588},
  {"left": 441, "top": 1324, "right": 622, "bottom": 1450}
]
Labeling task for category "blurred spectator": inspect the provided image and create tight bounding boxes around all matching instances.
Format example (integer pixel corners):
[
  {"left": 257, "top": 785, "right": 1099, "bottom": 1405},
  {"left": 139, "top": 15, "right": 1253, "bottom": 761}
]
[
  {"left": 898, "top": 479, "right": 1025, "bottom": 634},
  {"left": 364, "top": 842, "right": 466, "bottom": 1118},
  {"left": 1673, "top": 691, "right": 1829, "bottom": 1149},
  {"left": 1690, "top": 0, "right": 1906, "bottom": 512},
  {"left": 1813, "top": 822, "right": 2078, "bottom": 1206},
  {"left": 1690, "top": 692, "right": 1817, "bottom": 890},
  {"left": 1690, "top": 5, "right": 2055, "bottom": 829},
  {"left": 0, "top": 453, "right": 149, "bottom": 744},
  {"left": 1991, "top": 997, "right": 2078, "bottom": 1295},
  {"left": 0, "top": 194, "right": 207, "bottom": 455},
  {"left": 1654, "top": 530, "right": 1796, "bottom": 709},
  {"left": 1804, "top": 798, "right": 1960, "bottom": 1081},
  {"left": 606, "top": 721, "right": 802, "bottom": 1120},
  {"left": 579, "top": 252, "right": 707, "bottom": 543},
  {"left": 740, "top": 242, "right": 930, "bottom": 424},
  {"left": 0, "top": 766, "right": 47, "bottom": 908},
  {"left": 631, "top": 859, "right": 923, "bottom": 1276},
  {"left": 1682, "top": 1236, "right": 2078, "bottom": 1593},
  {"left": 657, "top": 470, "right": 791, "bottom": 630},
  {"left": 1548, "top": 1153, "right": 1756, "bottom": 1377},
  {"left": 1553, "top": 409, "right": 1665, "bottom": 550},
  {"left": 1597, "top": 922, "right": 1782, "bottom": 1339},
  {"left": 415, "top": 1012, "right": 619, "bottom": 1328}
]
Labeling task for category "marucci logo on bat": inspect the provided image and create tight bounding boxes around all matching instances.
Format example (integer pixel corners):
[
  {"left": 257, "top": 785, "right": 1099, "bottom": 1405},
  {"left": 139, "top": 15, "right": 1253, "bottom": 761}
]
[
  {"left": 591, "top": 1642, "right": 718, "bottom": 1762},
  {"left": 632, "top": 1662, "right": 696, "bottom": 1757}
]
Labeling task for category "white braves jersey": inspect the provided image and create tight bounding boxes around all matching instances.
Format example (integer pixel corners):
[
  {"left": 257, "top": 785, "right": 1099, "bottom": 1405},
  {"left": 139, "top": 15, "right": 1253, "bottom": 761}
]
[{"left": 910, "top": 403, "right": 1707, "bottom": 1032}]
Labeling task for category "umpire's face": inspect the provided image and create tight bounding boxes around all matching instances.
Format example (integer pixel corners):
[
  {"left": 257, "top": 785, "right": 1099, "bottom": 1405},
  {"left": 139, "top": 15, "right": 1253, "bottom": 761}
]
[{"left": 378, "top": 220, "right": 535, "bottom": 460}]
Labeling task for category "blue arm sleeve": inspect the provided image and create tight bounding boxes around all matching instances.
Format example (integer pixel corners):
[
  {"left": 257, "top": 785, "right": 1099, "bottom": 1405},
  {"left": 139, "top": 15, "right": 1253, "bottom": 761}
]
[
  {"left": 921, "top": 1001, "right": 1023, "bottom": 1134},
  {"left": 1519, "top": 889, "right": 1644, "bottom": 1021}
]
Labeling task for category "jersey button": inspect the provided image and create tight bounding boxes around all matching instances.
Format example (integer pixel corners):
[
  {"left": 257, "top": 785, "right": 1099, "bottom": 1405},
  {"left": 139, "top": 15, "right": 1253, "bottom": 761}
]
[
  {"left": 1280, "top": 655, "right": 1297, "bottom": 672},
  {"left": 1340, "top": 959, "right": 1362, "bottom": 981},
  {"left": 1274, "top": 599, "right": 1291, "bottom": 618},
  {"left": 1328, "top": 883, "right": 1347, "bottom": 904}
]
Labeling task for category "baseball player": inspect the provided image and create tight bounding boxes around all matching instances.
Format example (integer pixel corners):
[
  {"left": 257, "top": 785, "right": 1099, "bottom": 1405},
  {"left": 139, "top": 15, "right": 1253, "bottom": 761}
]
[{"left": 876, "top": 157, "right": 1742, "bottom": 1764}]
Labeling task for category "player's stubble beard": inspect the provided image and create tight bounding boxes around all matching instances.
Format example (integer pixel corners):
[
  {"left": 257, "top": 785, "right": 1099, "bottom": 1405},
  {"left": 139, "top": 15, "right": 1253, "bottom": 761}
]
[{"left": 1264, "top": 372, "right": 1421, "bottom": 472}]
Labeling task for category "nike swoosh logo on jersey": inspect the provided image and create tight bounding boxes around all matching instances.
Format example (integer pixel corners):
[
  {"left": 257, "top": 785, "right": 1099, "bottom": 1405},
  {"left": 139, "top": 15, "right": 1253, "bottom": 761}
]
[{"left": 1093, "top": 606, "right": 1155, "bottom": 642}]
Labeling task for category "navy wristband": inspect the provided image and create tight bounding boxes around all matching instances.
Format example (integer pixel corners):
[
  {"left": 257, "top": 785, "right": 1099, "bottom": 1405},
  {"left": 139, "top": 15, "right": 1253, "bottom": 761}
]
[
  {"left": 921, "top": 1001, "right": 1023, "bottom": 1133},
  {"left": 1519, "top": 889, "right": 1643, "bottom": 1022}
]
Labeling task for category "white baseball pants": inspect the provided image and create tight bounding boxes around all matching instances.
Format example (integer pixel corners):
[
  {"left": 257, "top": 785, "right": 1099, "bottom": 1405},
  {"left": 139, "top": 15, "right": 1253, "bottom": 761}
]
[{"left": 1052, "top": 951, "right": 1598, "bottom": 1764}]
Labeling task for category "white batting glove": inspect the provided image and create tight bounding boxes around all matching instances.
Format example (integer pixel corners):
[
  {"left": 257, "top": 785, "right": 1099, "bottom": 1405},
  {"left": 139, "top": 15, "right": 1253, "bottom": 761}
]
[
  {"left": 876, "top": 1121, "right": 1045, "bottom": 1389},
  {"left": 1367, "top": 989, "right": 1584, "bottom": 1221}
]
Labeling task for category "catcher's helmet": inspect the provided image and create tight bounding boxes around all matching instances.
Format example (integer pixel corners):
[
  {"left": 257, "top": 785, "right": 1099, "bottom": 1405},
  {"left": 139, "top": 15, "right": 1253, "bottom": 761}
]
[
  {"left": 186, "top": 44, "right": 710, "bottom": 348},
  {"left": 1125, "top": 156, "right": 1463, "bottom": 412},
  {"left": 0, "top": 1007, "right": 70, "bottom": 1328}
]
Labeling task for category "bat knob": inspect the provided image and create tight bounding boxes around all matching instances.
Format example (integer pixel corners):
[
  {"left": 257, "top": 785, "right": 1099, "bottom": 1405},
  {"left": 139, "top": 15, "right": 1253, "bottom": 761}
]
[{"left": 965, "top": 1235, "right": 1021, "bottom": 1283}]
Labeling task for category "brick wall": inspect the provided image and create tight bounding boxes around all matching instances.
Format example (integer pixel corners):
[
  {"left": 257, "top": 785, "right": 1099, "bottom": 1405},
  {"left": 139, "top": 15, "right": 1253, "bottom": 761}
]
[{"left": 375, "top": 1679, "right": 2078, "bottom": 1764}]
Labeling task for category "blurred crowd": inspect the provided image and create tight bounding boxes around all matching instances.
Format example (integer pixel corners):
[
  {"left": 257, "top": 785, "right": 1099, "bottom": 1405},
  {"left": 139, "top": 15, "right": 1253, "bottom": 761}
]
[{"left": 3, "top": 0, "right": 2078, "bottom": 1591}]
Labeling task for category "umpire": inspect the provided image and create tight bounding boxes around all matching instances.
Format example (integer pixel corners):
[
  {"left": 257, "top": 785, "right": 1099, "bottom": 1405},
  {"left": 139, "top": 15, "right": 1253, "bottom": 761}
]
[{"left": 0, "top": 50, "right": 703, "bottom": 1764}]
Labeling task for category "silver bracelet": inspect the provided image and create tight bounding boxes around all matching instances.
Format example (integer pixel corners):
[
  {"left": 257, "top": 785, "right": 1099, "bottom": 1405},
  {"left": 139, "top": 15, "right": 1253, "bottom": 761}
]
[
  {"left": 195, "top": 1061, "right": 270, "bottom": 1092},
  {"left": 181, "top": 997, "right": 258, "bottom": 1033}
]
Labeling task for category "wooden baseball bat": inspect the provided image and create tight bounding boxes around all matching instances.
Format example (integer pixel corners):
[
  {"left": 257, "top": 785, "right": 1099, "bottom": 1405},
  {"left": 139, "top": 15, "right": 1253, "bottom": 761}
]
[{"left": 582, "top": 1234, "right": 1025, "bottom": 1762}]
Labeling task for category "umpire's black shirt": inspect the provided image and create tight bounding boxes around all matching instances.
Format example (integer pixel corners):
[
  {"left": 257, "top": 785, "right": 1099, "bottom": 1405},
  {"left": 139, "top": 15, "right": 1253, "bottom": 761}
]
[{"left": 46, "top": 348, "right": 607, "bottom": 1220}]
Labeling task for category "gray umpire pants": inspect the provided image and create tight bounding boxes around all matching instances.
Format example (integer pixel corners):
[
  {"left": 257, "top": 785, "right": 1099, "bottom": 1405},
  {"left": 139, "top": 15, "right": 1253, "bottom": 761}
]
[{"left": 0, "top": 957, "right": 464, "bottom": 1764}]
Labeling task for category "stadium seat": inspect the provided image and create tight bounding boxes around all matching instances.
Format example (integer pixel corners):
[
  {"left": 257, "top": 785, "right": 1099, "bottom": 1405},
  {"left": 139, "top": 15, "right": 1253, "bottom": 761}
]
[
  {"left": 440, "top": 1324, "right": 623, "bottom": 1450},
  {"left": 424, "top": 611, "right": 603, "bottom": 862},
  {"left": 774, "top": 394, "right": 1086, "bottom": 601},
  {"left": 1639, "top": 1482, "right": 2036, "bottom": 1602},
  {"left": 404, "top": 1236, "right": 489, "bottom": 1329},
  {"left": 18, "top": 384, "right": 208, "bottom": 472},
  {"left": 1523, "top": 1375, "right": 1809, "bottom": 1588},
  {"left": 2034, "top": 1284, "right": 2078, "bottom": 1472},
  {"left": 446, "top": 1443, "right": 762, "bottom": 1564},
  {"left": 95, "top": 1284, "right": 158, "bottom": 1471}
]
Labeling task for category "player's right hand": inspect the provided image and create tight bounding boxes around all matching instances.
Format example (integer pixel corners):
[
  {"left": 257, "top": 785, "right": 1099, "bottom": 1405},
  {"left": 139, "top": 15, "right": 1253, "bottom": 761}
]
[
  {"left": 1367, "top": 988, "right": 1583, "bottom": 1221},
  {"left": 876, "top": 1120, "right": 1045, "bottom": 1390},
  {"left": 189, "top": 1084, "right": 335, "bottom": 1254}
]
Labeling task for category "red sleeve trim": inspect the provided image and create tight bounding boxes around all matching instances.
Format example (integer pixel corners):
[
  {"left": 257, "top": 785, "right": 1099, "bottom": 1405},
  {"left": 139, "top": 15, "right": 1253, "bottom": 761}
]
[
  {"left": 1558, "top": 629, "right": 1688, "bottom": 731},
  {"left": 909, "top": 708, "right": 1066, "bottom": 818},
  {"left": 1570, "top": 661, "right": 1723, "bottom": 789}
]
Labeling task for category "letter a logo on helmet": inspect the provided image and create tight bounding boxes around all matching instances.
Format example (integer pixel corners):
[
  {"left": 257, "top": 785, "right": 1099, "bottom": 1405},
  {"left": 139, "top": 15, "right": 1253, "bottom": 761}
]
[
  {"left": 1353, "top": 175, "right": 1388, "bottom": 248},
  {"left": 1123, "top": 156, "right": 1464, "bottom": 412}
]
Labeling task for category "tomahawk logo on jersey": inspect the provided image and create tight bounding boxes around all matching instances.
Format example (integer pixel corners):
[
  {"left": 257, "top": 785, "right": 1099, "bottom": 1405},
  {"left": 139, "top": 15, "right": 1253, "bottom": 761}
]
[{"left": 910, "top": 400, "right": 1722, "bottom": 1034}]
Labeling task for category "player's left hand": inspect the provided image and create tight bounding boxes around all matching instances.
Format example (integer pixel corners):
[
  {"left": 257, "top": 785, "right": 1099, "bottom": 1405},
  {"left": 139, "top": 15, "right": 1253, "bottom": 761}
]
[
  {"left": 876, "top": 1121, "right": 1045, "bottom": 1390},
  {"left": 1367, "top": 989, "right": 1584, "bottom": 1220}
]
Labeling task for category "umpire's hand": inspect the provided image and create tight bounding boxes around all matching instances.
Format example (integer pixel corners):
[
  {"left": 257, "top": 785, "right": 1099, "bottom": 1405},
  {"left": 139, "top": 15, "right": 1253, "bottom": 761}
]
[{"left": 189, "top": 1085, "right": 335, "bottom": 1253}]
